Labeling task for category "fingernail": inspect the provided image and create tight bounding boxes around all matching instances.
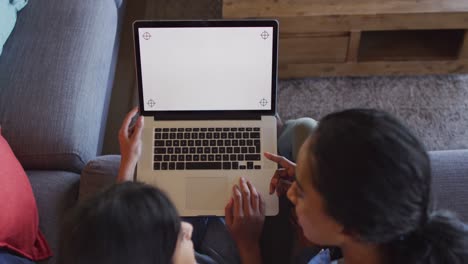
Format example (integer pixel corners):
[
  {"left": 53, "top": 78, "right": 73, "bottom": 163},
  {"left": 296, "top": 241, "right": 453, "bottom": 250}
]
[{"left": 241, "top": 177, "right": 245, "bottom": 182}]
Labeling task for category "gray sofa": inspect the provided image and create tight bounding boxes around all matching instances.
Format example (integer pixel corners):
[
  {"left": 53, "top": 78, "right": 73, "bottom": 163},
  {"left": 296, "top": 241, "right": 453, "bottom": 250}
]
[{"left": 0, "top": 0, "right": 126, "bottom": 263}]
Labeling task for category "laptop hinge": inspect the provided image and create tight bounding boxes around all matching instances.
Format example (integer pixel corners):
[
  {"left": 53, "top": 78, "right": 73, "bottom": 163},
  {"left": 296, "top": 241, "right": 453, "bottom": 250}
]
[{"left": 154, "top": 114, "right": 262, "bottom": 121}]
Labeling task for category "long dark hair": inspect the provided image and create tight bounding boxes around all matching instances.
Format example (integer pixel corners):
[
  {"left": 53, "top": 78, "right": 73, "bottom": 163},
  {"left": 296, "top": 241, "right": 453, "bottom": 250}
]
[
  {"left": 309, "top": 109, "right": 468, "bottom": 263},
  {"left": 58, "top": 182, "right": 181, "bottom": 264}
]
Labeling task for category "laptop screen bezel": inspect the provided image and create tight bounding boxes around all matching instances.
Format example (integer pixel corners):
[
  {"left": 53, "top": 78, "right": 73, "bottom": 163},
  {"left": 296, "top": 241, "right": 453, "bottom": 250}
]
[{"left": 133, "top": 20, "right": 278, "bottom": 119}]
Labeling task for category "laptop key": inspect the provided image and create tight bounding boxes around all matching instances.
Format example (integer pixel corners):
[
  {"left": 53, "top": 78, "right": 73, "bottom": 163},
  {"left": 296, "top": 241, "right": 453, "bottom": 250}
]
[
  {"left": 239, "top": 165, "right": 246, "bottom": 170},
  {"left": 239, "top": 128, "right": 245, "bottom": 131},
  {"left": 250, "top": 132, "right": 260, "bottom": 139},
  {"left": 210, "top": 140, "right": 216, "bottom": 146},
  {"left": 190, "top": 147, "right": 196, "bottom": 154},
  {"left": 245, "top": 154, "right": 261, "bottom": 161},
  {"left": 234, "top": 147, "right": 240, "bottom": 153},
  {"left": 229, "top": 133, "right": 235, "bottom": 139},
  {"left": 186, "top": 155, "right": 192, "bottom": 161},
  {"left": 177, "top": 128, "right": 183, "bottom": 132},
  {"left": 192, "top": 133, "right": 198, "bottom": 139},
  {"left": 230, "top": 154, "right": 237, "bottom": 161},
  {"left": 219, "top": 147, "right": 225, "bottom": 153},
  {"left": 217, "top": 140, "right": 224, "bottom": 146},
  {"left": 235, "top": 132, "right": 242, "bottom": 139},
  {"left": 155, "top": 140, "right": 164, "bottom": 146},
  {"left": 204, "top": 147, "right": 211, "bottom": 153},
  {"left": 221, "top": 133, "right": 227, "bottom": 139},
  {"left": 154, "top": 163, "right": 161, "bottom": 170},
  {"left": 249, "top": 147, "right": 256, "bottom": 153},
  {"left": 184, "top": 133, "right": 190, "bottom": 139},
  {"left": 223, "top": 154, "right": 229, "bottom": 160},
  {"left": 173, "top": 140, "right": 180, "bottom": 146},
  {"left": 155, "top": 128, "right": 162, "bottom": 132},
  {"left": 195, "top": 140, "right": 201, "bottom": 146},
  {"left": 247, "top": 128, "right": 253, "bottom": 131},
  {"left": 208, "top": 155, "right": 214, "bottom": 161},
  {"left": 154, "top": 148, "right": 166, "bottom": 154},
  {"left": 199, "top": 133, "right": 205, "bottom": 139},
  {"left": 193, "top": 128, "right": 200, "bottom": 132},
  {"left": 162, "top": 133, "right": 169, "bottom": 139},
  {"left": 254, "top": 165, "right": 261, "bottom": 170},
  {"left": 186, "top": 162, "right": 221, "bottom": 170},
  {"left": 167, "top": 148, "right": 174, "bottom": 154},
  {"left": 169, "top": 163, "right": 175, "bottom": 170},
  {"left": 177, "top": 133, "right": 183, "bottom": 139},
  {"left": 243, "top": 132, "right": 249, "bottom": 138},
  {"left": 254, "top": 127, "right": 260, "bottom": 131},
  {"left": 185, "top": 128, "right": 192, "bottom": 132},
  {"left": 164, "top": 155, "right": 170, "bottom": 161},
  {"left": 203, "top": 140, "right": 209, "bottom": 146},
  {"left": 238, "top": 154, "right": 244, "bottom": 161},
  {"left": 176, "top": 162, "right": 185, "bottom": 170},
  {"left": 212, "top": 147, "right": 218, "bottom": 154},
  {"left": 197, "top": 147, "right": 203, "bottom": 153},
  {"left": 232, "top": 140, "right": 239, "bottom": 146},
  {"left": 214, "top": 133, "right": 220, "bottom": 139},
  {"left": 232, "top": 162, "right": 239, "bottom": 169},
  {"left": 171, "top": 155, "right": 177, "bottom": 161},
  {"left": 175, "top": 148, "right": 181, "bottom": 154},
  {"left": 201, "top": 128, "right": 207, "bottom": 132},
  {"left": 225, "top": 140, "right": 231, "bottom": 146},
  {"left": 155, "top": 133, "right": 162, "bottom": 139},
  {"left": 182, "top": 147, "right": 188, "bottom": 154},
  {"left": 254, "top": 140, "right": 261, "bottom": 152},
  {"left": 216, "top": 155, "right": 222, "bottom": 161},
  {"left": 223, "top": 162, "right": 231, "bottom": 170},
  {"left": 206, "top": 133, "right": 213, "bottom": 139},
  {"left": 188, "top": 140, "right": 194, "bottom": 146},
  {"left": 241, "top": 147, "right": 248, "bottom": 153},
  {"left": 208, "top": 128, "right": 215, "bottom": 132},
  {"left": 170, "top": 133, "right": 176, "bottom": 139},
  {"left": 247, "top": 139, "right": 253, "bottom": 146},
  {"left": 240, "top": 140, "right": 246, "bottom": 146},
  {"left": 178, "top": 155, "right": 184, "bottom": 161},
  {"left": 227, "top": 147, "right": 233, "bottom": 153},
  {"left": 163, "top": 128, "right": 169, "bottom": 132},
  {"left": 247, "top": 162, "right": 254, "bottom": 169},
  {"left": 181, "top": 140, "right": 187, "bottom": 146},
  {"left": 193, "top": 155, "right": 200, "bottom": 161},
  {"left": 166, "top": 141, "right": 172, "bottom": 147},
  {"left": 154, "top": 155, "right": 163, "bottom": 162},
  {"left": 201, "top": 155, "right": 207, "bottom": 161},
  {"left": 161, "top": 163, "right": 168, "bottom": 170}
]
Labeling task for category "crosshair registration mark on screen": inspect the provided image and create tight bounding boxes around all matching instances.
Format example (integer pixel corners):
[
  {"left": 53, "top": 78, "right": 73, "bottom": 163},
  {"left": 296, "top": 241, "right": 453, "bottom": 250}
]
[
  {"left": 142, "top": 32, "right": 152, "bottom": 40},
  {"left": 259, "top": 98, "right": 268, "bottom": 107},
  {"left": 260, "top": 31, "right": 269, "bottom": 40}
]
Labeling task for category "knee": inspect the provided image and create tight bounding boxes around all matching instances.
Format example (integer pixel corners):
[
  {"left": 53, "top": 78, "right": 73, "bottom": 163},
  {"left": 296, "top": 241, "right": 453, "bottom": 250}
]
[{"left": 293, "top": 118, "right": 318, "bottom": 139}]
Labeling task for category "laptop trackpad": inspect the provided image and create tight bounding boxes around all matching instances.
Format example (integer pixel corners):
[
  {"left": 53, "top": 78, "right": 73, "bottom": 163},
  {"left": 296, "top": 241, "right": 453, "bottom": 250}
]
[{"left": 186, "top": 177, "right": 228, "bottom": 210}]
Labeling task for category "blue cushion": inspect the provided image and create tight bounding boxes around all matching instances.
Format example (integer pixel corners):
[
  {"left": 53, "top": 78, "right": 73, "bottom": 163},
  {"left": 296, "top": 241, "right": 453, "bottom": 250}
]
[{"left": 0, "top": 0, "right": 27, "bottom": 55}]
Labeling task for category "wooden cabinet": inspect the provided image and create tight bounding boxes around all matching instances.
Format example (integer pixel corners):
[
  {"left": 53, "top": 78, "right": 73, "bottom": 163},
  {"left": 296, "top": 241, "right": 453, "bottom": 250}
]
[{"left": 223, "top": 0, "right": 468, "bottom": 78}]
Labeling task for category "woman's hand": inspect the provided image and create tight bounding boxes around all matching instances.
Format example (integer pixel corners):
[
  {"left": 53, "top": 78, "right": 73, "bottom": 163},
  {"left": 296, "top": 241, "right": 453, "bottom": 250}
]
[
  {"left": 225, "top": 177, "right": 265, "bottom": 264},
  {"left": 117, "top": 107, "right": 144, "bottom": 182},
  {"left": 264, "top": 152, "right": 296, "bottom": 196}
]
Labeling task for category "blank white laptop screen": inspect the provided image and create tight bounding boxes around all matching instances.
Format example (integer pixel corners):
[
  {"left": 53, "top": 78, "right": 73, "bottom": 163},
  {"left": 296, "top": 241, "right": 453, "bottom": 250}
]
[{"left": 137, "top": 27, "right": 273, "bottom": 112}]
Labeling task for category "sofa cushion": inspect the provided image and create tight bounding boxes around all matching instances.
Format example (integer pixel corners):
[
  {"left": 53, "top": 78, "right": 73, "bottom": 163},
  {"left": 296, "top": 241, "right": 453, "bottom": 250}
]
[
  {"left": 0, "top": 0, "right": 122, "bottom": 173},
  {"left": 0, "top": 133, "right": 52, "bottom": 261},
  {"left": 429, "top": 149, "right": 468, "bottom": 222},
  {"left": 28, "top": 170, "right": 80, "bottom": 264}
]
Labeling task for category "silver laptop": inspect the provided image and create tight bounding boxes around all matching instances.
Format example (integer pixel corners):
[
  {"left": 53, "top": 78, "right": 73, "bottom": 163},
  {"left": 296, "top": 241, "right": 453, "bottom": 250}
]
[{"left": 133, "top": 20, "right": 279, "bottom": 216}]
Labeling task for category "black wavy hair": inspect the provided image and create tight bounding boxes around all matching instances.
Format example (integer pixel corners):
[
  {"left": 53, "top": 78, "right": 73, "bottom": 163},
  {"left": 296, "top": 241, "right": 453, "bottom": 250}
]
[
  {"left": 58, "top": 182, "right": 181, "bottom": 264},
  {"left": 309, "top": 109, "right": 468, "bottom": 264}
]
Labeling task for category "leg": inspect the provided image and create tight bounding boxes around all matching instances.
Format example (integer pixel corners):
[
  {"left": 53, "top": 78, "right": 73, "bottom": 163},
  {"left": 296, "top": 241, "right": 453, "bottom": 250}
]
[
  {"left": 261, "top": 118, "right": 318, "bottom": 264},
  {"left": 0, "top": 249, "right": 35, "bottom": 264}
]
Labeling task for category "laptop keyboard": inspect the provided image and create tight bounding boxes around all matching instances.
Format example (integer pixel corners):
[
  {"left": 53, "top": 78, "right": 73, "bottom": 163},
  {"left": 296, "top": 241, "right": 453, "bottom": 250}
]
[{"left": 153, "top": 127, "right": 262, "bottom": 170}]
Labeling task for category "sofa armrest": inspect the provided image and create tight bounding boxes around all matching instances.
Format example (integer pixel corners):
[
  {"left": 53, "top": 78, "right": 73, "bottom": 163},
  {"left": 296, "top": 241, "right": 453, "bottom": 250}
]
[
  {"left": 78, "top": 155, "right": 121, "bottom": 202},
  {"left": 429, "top": 149, "right": 468, "bottom": 222}
]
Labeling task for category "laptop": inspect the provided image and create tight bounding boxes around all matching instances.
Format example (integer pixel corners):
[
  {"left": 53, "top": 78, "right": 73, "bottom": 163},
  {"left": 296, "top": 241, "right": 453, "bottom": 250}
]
[{"left": 133, "top": 20, "right": 279, "bottom": 216}]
